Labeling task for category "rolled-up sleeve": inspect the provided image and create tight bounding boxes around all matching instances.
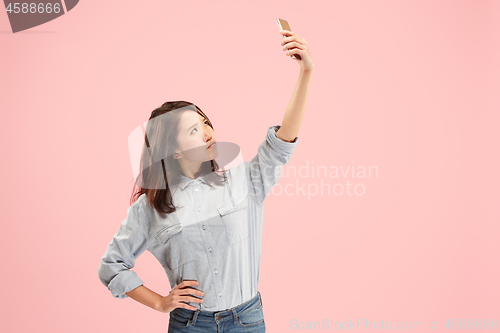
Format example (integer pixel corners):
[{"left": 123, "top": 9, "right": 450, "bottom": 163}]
[
  {"left": 247, "top": 125, "right": 299, "bottom": 203},
  {"left": 98, "top": 203, "right": 149, "bottom": 299}
]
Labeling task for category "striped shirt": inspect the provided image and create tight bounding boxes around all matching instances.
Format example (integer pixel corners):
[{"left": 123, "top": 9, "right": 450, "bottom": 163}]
[{"left": 98, "top": 124, "right": 299, "bottom": 311}]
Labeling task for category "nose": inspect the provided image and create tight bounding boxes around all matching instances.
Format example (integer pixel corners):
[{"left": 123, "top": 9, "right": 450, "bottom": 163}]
[{"left": 203, "top": 127, "right": 212, "bottom": 143}]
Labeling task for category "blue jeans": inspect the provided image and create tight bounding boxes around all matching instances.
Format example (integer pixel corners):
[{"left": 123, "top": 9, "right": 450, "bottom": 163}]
[{"left": 168, "top": 291, "right": 265, "bottom": 332}]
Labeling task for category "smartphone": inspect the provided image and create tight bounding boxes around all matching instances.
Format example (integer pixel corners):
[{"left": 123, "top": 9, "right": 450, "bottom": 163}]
[{"left": 276, "top": 18, "right": 302, "bottom": 60}]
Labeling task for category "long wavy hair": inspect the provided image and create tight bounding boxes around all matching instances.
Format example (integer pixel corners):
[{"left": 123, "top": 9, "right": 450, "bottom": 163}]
[{"left": 130, "top": 101, "right": 226, "bottom": 217}]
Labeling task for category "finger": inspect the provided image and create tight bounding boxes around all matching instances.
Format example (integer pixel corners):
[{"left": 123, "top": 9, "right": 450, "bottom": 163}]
[
  {"left": 180, "top": 280, "right": 199, "bottom": 288},
  {"left": 175, "top": 288, "right": 199, "bottom": 296},
  {"left": 284, "top": 46, "right": 305, "bottom": 56},
  {"left": 283, "top": 41, "right": 304, "bottom": 51},
  {"left": 280, "top": 30, "right": 293, "bottom": 37},
  {"left": 179, "top": 284, "right": 199, "bottom": 291},
  {"left": 180, "top": 303, "right": 198, "bottom": 311},
  {"left": 287, "top": 47, "right": 304, "bottom": 55},
  {"left": 176, "top": 298, "right": 200, "bottom": 310},
  {"left": 186, "top": 296, "right": 204, "bottom": 303},
  {"left": 190, "top": 288, "right": 205, "bottom": 296},
  {"left": 283, "top": 37, "right": 306, "bottom": 48},
  {"left": 183, "top": 287, "right": 204, "bottom": 296},
  {"left": 288, "top": 34, "right": 305, "bottom": 45},
  {"left": 281, "top": 36, "right": 298, "bottom": 46},
  {"left": 287, "top": 48, "right": 305, "bottom": 58},
  {"left": 296, "top": 37, "right": 307, "bottom": 46}
]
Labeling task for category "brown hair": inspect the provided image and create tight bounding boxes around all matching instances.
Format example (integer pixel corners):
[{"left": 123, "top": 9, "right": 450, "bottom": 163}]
[{"left": 130, "top": 101, "right": 226, "bottom": 217}]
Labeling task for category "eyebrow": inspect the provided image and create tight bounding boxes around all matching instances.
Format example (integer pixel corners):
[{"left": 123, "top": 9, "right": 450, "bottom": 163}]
[
  {"left": 187, "top": 119, "right": 208, "bottom": 132},
  {"left": 187, "top": 123, "right": 198, "bottom": 132}
]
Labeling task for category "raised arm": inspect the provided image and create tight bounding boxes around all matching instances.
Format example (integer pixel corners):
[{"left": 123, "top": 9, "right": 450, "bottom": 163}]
[{"left": 276, "top": 29, "right": 314, "bottom": 143}]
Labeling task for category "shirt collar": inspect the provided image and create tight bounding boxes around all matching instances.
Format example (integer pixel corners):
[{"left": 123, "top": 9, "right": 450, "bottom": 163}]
[{"left": 178, "top": 174, "right": 208, "bottom": 190}]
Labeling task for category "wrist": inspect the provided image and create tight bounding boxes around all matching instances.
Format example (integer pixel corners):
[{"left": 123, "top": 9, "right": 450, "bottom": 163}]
[
  {"left": 154, "top": 294, "right": 165, "bottom": 312},
  {"left": 300, "top": 67, "right": 314, "bottom": 74}
]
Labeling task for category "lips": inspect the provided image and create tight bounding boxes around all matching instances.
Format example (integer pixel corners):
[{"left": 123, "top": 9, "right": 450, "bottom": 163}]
[{"left": 207, "top": 142, "right": 216, "bottom": 149}]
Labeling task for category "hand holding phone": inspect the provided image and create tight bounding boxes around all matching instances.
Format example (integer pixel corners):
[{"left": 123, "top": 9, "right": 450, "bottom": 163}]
[{"left": 276, "top": 18, "right": 302, "bottom": 60}]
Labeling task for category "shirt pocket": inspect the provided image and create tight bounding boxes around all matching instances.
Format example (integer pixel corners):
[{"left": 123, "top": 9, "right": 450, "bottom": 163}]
[
  {"left": 155, "top": 223, "right": 195, "bottom": 270},
  {"left": 217, "top": 198, "right": 249, "bottom": 245}
]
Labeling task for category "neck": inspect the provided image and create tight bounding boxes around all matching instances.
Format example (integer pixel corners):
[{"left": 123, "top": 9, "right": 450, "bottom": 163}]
[{"left": 179, "top": 160, "right": 205, "bottom": 180}]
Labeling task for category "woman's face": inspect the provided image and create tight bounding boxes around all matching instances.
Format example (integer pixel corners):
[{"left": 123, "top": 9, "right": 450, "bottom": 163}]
[{"left": 175, "top": 110, "right": 219, "bottom": 163}]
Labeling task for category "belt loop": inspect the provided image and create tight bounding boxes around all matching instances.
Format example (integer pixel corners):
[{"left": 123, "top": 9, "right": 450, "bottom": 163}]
[
  {"left": 192, "top": 309, "right": 200, "bottom": 326},
  {"left": 258, "top": 291, "right": 263, "bottom": 306},
  {"left": 232, "top": 308, "right": 238, "bottom": 324}
]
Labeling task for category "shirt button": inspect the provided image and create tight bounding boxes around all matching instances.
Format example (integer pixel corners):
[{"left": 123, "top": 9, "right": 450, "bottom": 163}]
[
  {"left": 194, "top": 188, "right": 198, "bottom": 192},
  {"left": 208, "top": 247, "right": 212, "bottom": 252},
  {"left": 202, "top": 225, "right": 206, "bottom": 230},
  {"left": 218, "top": 292, "right": 222, "bottom": 297},
  {"left": 214, "top": 269, "right": 217, "bottom": 275},
  {"left": 197, "top": 208, "right": 201, "bottom": 212}
]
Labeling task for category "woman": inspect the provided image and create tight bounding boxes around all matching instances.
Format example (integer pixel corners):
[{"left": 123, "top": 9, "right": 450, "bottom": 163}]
[{"left": 98, "top": 29, "right": 313, "bottom": 332}]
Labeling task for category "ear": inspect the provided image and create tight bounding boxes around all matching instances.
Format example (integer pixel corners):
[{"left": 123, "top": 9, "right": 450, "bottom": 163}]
[{"left": 173, "top": 149, "right": 182, "bottom": 159}]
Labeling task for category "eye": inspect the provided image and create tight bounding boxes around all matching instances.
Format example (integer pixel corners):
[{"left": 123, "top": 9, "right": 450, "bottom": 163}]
[{"left": 190, "top": 120, "right": 209, "bottom": 134}]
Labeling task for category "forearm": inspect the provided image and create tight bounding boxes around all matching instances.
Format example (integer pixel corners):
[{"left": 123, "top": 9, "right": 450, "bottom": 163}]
[
  {"left": 125, "top": 285, "right": 163, "bottom": 311},
  {"left": 276, "top": 68, "right": 313, "bottom": 142}
]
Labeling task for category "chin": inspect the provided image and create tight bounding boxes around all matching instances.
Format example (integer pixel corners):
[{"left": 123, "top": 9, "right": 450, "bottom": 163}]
[{"left": 207, "top": 147, "right": 219, "bottom": 159}]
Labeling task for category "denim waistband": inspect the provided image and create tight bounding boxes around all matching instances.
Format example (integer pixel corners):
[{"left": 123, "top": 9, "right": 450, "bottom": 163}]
[{"left": 174, "top": 291, "right": 263, "bottom": 325}]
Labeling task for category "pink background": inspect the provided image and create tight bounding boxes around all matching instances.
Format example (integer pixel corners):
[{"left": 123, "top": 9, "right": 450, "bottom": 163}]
[{"left": 1, "top": 0, "right": 499, "bottom": 332}]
